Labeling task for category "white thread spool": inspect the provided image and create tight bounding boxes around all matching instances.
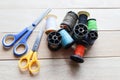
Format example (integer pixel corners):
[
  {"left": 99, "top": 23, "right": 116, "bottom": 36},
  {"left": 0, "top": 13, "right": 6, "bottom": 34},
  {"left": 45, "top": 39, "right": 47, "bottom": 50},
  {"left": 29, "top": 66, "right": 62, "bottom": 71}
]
[{"left": 45, "top": 14, "right": 58, "bottom": 34}]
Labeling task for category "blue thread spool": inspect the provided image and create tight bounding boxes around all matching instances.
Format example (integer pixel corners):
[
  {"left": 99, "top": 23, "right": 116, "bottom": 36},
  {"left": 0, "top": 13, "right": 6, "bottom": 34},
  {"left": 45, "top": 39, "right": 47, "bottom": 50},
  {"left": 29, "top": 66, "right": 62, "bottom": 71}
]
[{"left": 58, "top": 29, "right": 74, "bottom": 48}]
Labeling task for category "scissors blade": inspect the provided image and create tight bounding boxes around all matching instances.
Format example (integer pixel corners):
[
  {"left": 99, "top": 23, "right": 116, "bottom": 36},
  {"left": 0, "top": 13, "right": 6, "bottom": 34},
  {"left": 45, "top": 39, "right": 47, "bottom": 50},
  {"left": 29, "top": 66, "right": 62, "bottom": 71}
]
[
  {"left": 28, "top": 8, "right": 52, "bottom": 31},
  {"left": 32, "top": 27, "right": 44, "bottom": 51}
]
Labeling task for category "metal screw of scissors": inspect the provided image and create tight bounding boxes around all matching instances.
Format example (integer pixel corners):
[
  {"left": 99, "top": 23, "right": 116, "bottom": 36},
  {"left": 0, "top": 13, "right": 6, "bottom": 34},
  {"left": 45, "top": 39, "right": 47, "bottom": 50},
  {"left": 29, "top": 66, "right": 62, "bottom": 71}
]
[
  {"left": 18, "top": 23, "right": 45, "bottom": 74},
  {"left": 2, "top": 8, "right": 52, "bottom": 57}
]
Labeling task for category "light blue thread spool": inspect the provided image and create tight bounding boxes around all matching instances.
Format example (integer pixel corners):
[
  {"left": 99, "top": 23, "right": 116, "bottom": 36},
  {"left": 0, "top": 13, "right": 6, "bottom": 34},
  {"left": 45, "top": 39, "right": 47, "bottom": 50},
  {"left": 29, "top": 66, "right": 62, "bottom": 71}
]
[{"left": 58, "top": 29, "right": 74, "bottom": 48}]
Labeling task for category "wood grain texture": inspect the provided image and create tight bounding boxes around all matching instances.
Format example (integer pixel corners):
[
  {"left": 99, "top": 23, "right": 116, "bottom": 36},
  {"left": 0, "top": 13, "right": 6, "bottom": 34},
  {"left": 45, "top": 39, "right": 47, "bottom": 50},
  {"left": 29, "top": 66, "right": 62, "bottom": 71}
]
[
  {"left": 0, "top": 0, "right": 120, "bottom": 9},
  {"left": 0, "top": 31, "right": 120, "bottom": 60},
  {"left": 0, "top": 58, "right": 120, "bottom": 80},
  {"left": 0, "top": 9, "right": 120, "bottom": 32}
]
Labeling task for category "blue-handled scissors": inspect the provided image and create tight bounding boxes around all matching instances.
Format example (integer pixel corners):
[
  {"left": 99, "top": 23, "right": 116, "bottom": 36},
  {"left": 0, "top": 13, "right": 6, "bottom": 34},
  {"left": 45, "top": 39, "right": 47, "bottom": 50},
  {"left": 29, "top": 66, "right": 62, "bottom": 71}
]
[{"left": 2, "top": 8, "right": 52, "bottom": 57}]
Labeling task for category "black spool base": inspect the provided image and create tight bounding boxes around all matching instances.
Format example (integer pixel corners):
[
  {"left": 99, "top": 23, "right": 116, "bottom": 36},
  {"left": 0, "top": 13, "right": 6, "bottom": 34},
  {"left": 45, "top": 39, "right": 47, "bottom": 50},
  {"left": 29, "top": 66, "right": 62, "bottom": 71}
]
[
  {"left": 47, "top": 31, "right": 62, "bottom": 51},
  {"left": 76, "top": 39, "right": 89, "bottom": 47},
  {"left": 48, "top": 44, "right": 62, "bottom": 51},
  {"left": 64, "top": 41, "right": 74, "bottom": 49},
  {"left": 87, "top": 18, "right": 96, "bottom": 21},
  {"left": 58, "top": 28, "right": 64, "bottom": 32},
  {"left": 60, "top": 24, "right": 71, "bottom": 32},
  {"left": 70, "top": 55, "right": 84, "bottom": 63}
]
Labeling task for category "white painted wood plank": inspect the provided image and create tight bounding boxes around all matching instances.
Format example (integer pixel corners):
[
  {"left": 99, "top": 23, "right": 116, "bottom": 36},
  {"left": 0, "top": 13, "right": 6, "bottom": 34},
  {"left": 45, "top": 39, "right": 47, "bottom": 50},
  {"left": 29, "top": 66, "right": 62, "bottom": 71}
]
[
  {"left": 0, "top": 31, "right": 120, "bottom": 59},
  {"left": 0, "top": 9, "right": 120, "bottom": 32},
  {"left": 0, "top": 58, "right": 120, "bottom": 80},
  {"left": 0, "top": 0, "right": 120, "bottom": 9}
]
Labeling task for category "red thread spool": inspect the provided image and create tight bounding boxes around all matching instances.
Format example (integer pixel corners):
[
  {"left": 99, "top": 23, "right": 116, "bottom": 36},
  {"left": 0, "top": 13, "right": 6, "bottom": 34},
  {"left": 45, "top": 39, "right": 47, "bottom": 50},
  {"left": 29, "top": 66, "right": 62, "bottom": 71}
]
[{"left": 70, "top": 45, "right": 85, "bottom": 63}]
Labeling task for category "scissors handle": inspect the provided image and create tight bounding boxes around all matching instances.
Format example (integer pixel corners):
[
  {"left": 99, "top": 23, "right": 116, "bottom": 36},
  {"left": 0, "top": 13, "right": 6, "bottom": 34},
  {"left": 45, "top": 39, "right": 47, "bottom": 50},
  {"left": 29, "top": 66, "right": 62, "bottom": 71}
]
[
  {"left": 29, "top": 52, "right": 40, "bottom": 74},
  {"left": 2, "top": 27, "right": 28, "bottom": 48},
  {"left": 13, "top": 30, "right": 33, "bottom": 57},
  {"left": 18, "top": 50, "right": 33, "bottom": 70},
  {"left": 18, "top": 50, "right": 40, "bottom": 74}
]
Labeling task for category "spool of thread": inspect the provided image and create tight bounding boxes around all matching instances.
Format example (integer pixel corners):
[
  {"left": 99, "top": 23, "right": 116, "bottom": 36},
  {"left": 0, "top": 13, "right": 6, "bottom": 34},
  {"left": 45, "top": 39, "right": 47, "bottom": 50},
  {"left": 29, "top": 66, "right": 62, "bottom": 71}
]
[
  {"left": 70, "top": 44, "right": 85, "bottom": 63},
  {"left": 47, "top": 31, "right": 62, "bottom": 51},
  {"left": 87, "top": 19, "right": 98, "bottom": 46},
  {"left": 60, "top": 11, "right": 78, "bottom": 32},
  {"left": 72, "top": 23, "right": 88, "bottom": 43},
  {"left": 72, "top": 11, "right": 89, "bottom": 43},
  {"left": 45, "top": 14, "right": 58, "bottom": 34},
  {"left": 87, "top": 18, "right": 97, "bottom": 31},
  {"left": 78, "top": 11, "right": 90, "bottom": 25},
  {"left": 87, "top": 31, "right": 98, "bottom": 46},
  {"left": 58, "top": 29, "right": 74, "bottom": 48}
]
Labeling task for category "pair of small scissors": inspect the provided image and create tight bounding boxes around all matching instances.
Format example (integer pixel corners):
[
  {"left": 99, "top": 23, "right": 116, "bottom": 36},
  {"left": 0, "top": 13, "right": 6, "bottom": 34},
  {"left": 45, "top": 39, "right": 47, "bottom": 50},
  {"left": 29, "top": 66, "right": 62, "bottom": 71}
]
[
  {"left": 2, "top": 8, "right": 52, "bottom": 57},
  {"left": 18, "top": 23, "right": 44, "bottom": 74}
]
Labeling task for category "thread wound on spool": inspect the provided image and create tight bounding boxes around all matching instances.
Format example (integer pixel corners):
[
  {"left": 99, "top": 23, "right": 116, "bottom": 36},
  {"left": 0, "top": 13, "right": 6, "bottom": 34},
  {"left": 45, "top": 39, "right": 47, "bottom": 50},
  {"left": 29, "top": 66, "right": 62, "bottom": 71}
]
[
  {"left": 70, "top": 45, "right": 85, "bottom": 63},
  {"left": 75, "top": 45, "right": 85, "bottom": 57},
  {"left": 72, "top": 11, "right": 89, "bottom": 44},
  {"left": 58, "top": 29, "right": 74, "bottom": 48},
  {"left": 87, "top": 18, "right": 97, "bottom": 31},
  {"left": 78, "top": 11, "right": 90, "bottom": 25},
  {"left": 47, "top": 31, "right": 62, "bottom": 51},
  {"left": 87, "top": 18, "right": 98, "bottom": 46},
  {"left": 45, "top": 14, "right": 58, "bottom": 35},
  {"left": 60, "top": 11, "right": 78, "bottom": 32}
]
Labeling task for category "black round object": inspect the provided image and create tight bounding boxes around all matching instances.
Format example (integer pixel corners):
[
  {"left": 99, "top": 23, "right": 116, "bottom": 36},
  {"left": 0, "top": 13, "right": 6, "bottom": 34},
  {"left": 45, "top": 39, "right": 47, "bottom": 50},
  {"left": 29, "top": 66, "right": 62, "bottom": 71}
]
[
  {"left": 73, "top": 23, "right": 88, "bottom": 43},
  {"left": 88, "top": 31, "right": 98, "bottom": 40},
  {"left": 87, "top": 30, "right": 98, "bottom": 46},
  {"left": 47, "top": 31, "right": 62, "bottom": 51},
  {"left": 70, "top": 55, "right": 84, "bottom": 63}
]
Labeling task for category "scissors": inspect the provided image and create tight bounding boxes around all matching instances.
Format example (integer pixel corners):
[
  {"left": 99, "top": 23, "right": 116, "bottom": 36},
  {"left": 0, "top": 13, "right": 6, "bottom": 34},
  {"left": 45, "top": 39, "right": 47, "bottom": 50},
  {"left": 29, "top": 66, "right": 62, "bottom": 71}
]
[
  {"left": 2, "top": 8, "right": 52, "bottom": 57},
  {"left": 18, "top": 23, "right": 44, "bottom": 74}
]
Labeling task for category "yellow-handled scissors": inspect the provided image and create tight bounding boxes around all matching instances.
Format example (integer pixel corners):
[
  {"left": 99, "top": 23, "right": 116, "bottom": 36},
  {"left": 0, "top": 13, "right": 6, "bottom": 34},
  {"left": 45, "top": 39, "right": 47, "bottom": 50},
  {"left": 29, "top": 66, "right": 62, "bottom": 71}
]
[{"left": 18, "top": 19, "right": 45, "bottom": 74}]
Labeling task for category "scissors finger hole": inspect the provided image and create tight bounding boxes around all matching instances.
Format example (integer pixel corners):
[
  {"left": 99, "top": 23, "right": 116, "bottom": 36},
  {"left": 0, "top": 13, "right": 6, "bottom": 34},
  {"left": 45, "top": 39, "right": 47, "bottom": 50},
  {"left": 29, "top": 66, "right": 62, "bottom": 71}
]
[
  {"left": 16, "top": 44, "right": 26, "bottom": 54},
  {"left": 20, "top": 59, "right": 28, "bottom": 67},
  {"left": 31, "top": 62, "right": 39, "bottom": 70},
  {"left": 4, "top": 35, "right": 15, "bottom": 45}
]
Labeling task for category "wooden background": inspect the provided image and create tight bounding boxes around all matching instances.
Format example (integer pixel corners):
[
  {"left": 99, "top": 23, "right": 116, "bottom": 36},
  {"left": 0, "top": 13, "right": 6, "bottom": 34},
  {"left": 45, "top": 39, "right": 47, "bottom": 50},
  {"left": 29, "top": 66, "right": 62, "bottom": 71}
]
[{"left": 0, "top": 0, "right": 120, "bottom": 80}]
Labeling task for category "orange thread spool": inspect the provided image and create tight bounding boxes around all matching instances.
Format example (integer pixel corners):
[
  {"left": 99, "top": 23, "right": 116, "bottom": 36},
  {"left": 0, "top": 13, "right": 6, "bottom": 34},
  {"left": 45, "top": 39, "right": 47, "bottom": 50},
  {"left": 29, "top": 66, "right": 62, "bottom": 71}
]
[
  {"left": 70, "top": 44, "right": 85, "bottom": 63},
  {"left": 75, "top": 45, "right": 85, "bottom": 57}
]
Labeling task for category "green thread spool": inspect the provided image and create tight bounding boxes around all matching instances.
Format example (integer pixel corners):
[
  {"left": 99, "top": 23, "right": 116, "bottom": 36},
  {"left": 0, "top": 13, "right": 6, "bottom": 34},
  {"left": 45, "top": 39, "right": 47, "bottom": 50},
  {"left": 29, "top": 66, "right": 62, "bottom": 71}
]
[
  {"left": 87, "top": 19, "right": 97, "bottom": 31},
  {"left": 87, "top": 18, "right": 98, "bottom": 46}
]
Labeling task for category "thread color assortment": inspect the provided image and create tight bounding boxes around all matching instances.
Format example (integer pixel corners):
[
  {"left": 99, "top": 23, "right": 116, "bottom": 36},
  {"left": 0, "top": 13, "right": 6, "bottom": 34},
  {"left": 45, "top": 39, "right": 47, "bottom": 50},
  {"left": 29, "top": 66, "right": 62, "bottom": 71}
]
[
  {"left": 46, "top": 11, "right": 98, "bottom": 63},
  {"left": 2, "top": 9, "right": 98, "bottom": 75}
]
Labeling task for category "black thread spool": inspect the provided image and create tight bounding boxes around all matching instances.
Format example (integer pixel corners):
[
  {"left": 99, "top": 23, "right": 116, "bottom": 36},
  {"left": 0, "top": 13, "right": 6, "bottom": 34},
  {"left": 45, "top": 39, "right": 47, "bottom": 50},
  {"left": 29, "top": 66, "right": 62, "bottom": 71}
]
[
  {"left": 60, "top": 11, "right": 78, "bottom": 32},
  {"left": 72, "top": 11, "right": 90, "bottom": 44},
  {"left": 78, "top": 11, "right": 90, "bottom": 25},
  {"left": 47, "top": 31, "right": 62, "bottom": 51},
  {"left": 87, "top": 31, "right": 98, "bottom": 46}
]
